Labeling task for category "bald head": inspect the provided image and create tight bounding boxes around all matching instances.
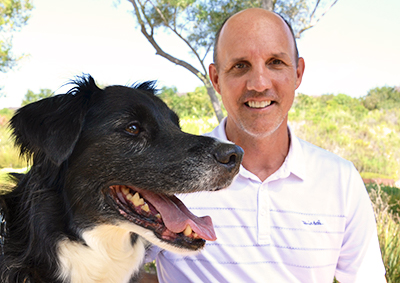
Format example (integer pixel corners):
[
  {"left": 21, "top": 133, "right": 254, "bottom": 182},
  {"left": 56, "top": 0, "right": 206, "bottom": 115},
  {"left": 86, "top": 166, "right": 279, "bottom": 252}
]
[{"left": 213, "top": 9, "right": 299, "bottom": 68}]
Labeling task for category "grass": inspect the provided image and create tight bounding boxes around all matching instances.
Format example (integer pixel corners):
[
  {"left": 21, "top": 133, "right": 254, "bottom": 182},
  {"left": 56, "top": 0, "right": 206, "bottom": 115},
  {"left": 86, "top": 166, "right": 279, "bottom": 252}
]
[
  {"left": 179, "top": 116, "right": 219, "bottom": 135},
  {"left": 369, "top": 186, "right": 400, "bottom": 282},
  {"left": 0, "top": 167, "right": 28, "bottom": 193}
]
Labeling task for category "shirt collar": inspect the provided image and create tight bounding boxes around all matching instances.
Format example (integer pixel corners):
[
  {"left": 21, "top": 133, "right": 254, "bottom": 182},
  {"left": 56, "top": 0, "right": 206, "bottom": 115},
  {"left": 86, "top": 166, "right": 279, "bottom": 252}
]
[
  {"left": 285, "top": 124, "right": 306, "bottom": 181},
  {"left": 206, "top": 117, "right": 306, "bottom": 182}
]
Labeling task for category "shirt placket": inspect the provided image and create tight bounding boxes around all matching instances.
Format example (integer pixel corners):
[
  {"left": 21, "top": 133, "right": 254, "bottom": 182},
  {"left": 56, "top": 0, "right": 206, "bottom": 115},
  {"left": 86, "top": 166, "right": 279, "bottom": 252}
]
[{"left": 257, "top": 182, "right": 271, "bottom": 245}]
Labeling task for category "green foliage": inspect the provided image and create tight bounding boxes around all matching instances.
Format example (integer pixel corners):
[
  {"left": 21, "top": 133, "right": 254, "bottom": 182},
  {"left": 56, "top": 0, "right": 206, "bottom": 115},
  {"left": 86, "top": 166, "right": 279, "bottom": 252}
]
[
  {"left": 179, "top": 116, "right": 218, "bottom": 135},
  {"left": 366, "top": 183, "right": 400, "bottom": 216},
  {"left": 0, "top": 107, "right": 14, "bottom": 119},
  {"left": 362, "top": 86, "right": 400, "bottom": 110},
  {"left": 0, "top": 0, "right": 33, "bottom": 73},
  {"left": 21, "top": 88, "right": 53, "bottom": 106},
  {"left": 0, "top": 109, "right": 27, "bottom": 169},
  {"left": 158, "top": 86, "right": 222, "bottom": 134},
  {"left": 368, "top": 187, "right": 400, "bottom": 282},
  {"left": 290, "top": 92, "right": 400, "bottom": 180},
  {"left": 158, "top": 85, "right": 225, "bottom": 119},
  {"left": 0, "top": 167, "right": 27, "bottom": 191}
]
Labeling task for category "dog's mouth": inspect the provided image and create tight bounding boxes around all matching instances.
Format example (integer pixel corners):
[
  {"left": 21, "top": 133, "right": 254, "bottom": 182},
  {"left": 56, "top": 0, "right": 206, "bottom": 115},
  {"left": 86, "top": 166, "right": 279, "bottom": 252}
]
[{"left": 108, "top": 185, "right": 216, "bottom": 250}]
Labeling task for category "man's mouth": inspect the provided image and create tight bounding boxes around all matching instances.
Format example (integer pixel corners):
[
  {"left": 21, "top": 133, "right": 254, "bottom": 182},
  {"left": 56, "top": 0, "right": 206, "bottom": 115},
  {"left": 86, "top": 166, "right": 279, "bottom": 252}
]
[{"left": 245, "top": 100, "right": 272, "bottom": 109}]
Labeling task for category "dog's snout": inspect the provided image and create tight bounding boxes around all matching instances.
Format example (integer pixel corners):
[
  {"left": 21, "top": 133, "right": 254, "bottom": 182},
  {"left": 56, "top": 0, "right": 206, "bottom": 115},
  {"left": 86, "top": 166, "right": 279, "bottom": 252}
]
[{"left": 213, "top": 143, "right": 244, "bottom": 170}]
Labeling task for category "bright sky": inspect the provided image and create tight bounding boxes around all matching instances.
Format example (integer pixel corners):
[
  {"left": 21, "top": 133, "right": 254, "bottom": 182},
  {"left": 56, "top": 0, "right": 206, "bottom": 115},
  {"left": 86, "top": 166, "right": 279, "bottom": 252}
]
[{"left": 0, "top": 0, "right": 399, "bottom": 108}]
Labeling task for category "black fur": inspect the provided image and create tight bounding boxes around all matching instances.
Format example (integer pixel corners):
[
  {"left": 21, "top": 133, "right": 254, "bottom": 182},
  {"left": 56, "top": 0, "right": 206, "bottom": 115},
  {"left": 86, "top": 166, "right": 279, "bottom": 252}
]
[{"left": 0, "top": 75, "right": 243, "bottom": 282}]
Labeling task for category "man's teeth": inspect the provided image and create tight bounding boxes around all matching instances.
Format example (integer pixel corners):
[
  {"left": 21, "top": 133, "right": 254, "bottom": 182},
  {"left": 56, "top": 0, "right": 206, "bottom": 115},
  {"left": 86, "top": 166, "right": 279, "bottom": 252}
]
[{"left": 247, "top": 100, "right": 272, "bottom": 108}]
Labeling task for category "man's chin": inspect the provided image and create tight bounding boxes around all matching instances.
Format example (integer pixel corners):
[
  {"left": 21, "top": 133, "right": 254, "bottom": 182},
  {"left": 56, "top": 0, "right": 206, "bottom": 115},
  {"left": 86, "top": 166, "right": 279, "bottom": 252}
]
[{"left": 239, "top": 118, "right": 287, "bottom": 139}]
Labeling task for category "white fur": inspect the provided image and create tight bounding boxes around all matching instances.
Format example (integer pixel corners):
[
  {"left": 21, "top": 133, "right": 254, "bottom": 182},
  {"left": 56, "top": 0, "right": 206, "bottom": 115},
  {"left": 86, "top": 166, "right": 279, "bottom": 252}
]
[
  {"left": 57, "top": 224, "right": 146, "bottom": 283},
  {"left": 117, "top": 222, "right": 202, "bottom": 256},
  {"left": 57, "top": 222, "right": 200, "bottom": 283}
]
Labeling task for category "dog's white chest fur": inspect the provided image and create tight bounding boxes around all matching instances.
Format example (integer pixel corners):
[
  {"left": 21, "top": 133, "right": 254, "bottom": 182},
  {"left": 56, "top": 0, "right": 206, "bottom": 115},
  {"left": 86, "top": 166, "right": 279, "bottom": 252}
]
[{"left": 57, "top": 224, "right": 146, "bottom": 283}]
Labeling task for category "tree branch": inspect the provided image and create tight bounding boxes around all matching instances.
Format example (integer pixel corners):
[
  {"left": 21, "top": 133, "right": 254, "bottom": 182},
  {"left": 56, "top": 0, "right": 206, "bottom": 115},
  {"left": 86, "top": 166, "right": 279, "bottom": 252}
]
[
  {"left": 126, "top": 0, "right": 225, "bottom": 122},
  {"left": 309, "top": 0, "right": 321, "bottom": 22},
  {"left": 128, "top": 0, "right": 212, "bottom": 84},
  {"left": 147, "top": 0, "right": 209, "bottom": 76},
  {"left": 296, "top": 0, "right": 339, "bottom": 37}
]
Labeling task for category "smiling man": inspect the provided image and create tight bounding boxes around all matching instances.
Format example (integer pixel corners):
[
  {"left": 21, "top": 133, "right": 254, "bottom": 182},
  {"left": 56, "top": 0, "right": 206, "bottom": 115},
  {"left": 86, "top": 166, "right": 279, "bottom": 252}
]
[
  {"left": 209, "top": 8, "right": 305, "bottom": 182},
  {"left": 143, "top": 8, "right": 386, "bottom": 283}
]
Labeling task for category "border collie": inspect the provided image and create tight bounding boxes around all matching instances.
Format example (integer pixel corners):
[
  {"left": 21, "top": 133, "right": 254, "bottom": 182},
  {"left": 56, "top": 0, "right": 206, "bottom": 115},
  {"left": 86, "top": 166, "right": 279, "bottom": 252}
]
[{"left": 0, "top": 75, "right": 243, "bottom": 282}]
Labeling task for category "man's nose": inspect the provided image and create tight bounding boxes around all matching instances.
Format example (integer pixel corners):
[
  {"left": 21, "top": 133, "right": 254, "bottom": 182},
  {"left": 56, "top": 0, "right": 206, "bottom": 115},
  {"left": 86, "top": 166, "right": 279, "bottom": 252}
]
[{"left": 246, "top": 65, "right": 272, "bottom": 92}]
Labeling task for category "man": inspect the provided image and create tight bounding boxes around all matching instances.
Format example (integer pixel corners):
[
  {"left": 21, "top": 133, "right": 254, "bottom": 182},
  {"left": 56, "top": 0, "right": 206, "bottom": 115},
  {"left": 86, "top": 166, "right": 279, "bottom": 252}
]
[{"left": 143, "top": 8, "right": 385, "bottom": 282}]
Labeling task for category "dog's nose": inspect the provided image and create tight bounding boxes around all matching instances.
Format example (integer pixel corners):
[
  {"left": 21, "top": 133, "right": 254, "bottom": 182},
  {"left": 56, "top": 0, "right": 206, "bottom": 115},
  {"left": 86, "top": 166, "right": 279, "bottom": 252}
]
[{"left": 213, "top": 143, "right": 244, "bottom": 171}]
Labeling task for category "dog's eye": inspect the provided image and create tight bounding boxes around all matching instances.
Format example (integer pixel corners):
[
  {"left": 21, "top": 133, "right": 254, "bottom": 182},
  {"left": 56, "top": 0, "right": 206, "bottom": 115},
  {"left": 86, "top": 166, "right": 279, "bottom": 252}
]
[{"left": 125, "top": 123, "right": 141, "bottom": 136}]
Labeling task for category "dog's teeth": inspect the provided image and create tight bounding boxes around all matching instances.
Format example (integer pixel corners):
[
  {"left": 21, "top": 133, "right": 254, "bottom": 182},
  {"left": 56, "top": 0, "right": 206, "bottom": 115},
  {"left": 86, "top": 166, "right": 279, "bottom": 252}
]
[
  {"left": 183, "top": 225, "right": 193, "bottom": 236},
  {"left": 131, "top": 192, "right": 140, "bottom": 203},
  {"left": 126, "top": 193, "right": 133, "bottom": 200},
  {"left": 193, "top": 232, "right": 199, "bottom": 238},
  {"left": 155, "top": 213, "right": 161, "bottom": 219},
  {"left": 121, "top": 186, "right": 130, "bottom": 195},
  {"left": 132, "top": 192, "right": 144, "bottom": 206},
  {"left": 141, "top": 203, "right": 150, "bottom": 212}
]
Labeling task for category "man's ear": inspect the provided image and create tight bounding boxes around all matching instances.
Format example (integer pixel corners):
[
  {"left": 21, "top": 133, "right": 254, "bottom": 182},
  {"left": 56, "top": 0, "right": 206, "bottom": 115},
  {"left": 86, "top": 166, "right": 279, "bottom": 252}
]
[
  {"left": 209, "top": 63, "right": 221, "bottom": 94},
  {"left": 295, "top": 57, "right": 305, "bottom": 90}
]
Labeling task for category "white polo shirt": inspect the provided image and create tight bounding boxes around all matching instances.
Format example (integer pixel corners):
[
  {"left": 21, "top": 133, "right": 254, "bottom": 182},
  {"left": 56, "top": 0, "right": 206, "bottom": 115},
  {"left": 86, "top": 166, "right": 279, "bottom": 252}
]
[{"left": 149, "top": 119, "right": 385, "bottom": 283}]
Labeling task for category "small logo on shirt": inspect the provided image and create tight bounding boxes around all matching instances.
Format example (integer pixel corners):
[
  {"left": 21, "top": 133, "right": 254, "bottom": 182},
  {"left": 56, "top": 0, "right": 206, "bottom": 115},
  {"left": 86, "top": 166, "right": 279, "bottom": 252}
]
[{"left": 302, "top": 220, "right": 323, "bottom": 225}]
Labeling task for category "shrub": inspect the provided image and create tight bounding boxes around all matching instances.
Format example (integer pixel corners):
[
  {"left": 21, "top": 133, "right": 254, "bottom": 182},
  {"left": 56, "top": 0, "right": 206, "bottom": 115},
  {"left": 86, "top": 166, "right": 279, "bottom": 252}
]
[{"left": 368, "top": 186, "right": 400, "bottom": 282}]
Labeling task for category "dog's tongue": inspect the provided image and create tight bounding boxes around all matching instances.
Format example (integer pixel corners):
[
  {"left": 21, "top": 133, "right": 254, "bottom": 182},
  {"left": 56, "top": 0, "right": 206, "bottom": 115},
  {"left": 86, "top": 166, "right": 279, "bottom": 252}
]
[{"left": 139, "top": 190, "right": 217, "bottom": 241}]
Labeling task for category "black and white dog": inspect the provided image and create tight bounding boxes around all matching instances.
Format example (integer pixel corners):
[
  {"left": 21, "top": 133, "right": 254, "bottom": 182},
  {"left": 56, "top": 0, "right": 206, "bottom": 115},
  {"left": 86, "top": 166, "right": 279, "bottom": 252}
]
[{"left": 0, "top": 75, "right": 243, "bottom": 282}]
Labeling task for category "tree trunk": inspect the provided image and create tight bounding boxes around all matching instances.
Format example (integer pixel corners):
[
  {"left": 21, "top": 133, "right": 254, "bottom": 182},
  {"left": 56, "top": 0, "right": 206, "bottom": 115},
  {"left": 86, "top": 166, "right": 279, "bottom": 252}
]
[
  {"left": 195, "top": 71, "right": 224, "bottom": 122},
  {"left": 205, "top": 82, "right": 224, "bottom": 123}
]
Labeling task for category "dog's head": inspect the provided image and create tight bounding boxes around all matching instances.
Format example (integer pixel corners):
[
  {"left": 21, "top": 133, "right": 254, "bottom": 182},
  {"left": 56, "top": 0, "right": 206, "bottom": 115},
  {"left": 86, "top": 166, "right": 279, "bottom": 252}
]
[{"left": 9, "top": 75, "right": 243, "bottom": 253}]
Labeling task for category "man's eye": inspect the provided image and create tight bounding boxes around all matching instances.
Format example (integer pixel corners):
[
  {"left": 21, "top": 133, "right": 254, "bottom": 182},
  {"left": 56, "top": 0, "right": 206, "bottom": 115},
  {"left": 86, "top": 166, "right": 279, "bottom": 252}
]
[
  {"left": 271, "top": 59, "right": 283, "bottom": 65},
  {"left": 235, "top": 63, "right": 246, "bottom": 69}
]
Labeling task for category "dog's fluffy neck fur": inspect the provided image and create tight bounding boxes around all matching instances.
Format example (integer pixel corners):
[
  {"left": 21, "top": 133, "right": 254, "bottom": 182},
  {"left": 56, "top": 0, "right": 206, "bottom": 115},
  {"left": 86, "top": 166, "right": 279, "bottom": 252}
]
[{"left": 57, "top": 225, "right": 146, "bottom": 283}]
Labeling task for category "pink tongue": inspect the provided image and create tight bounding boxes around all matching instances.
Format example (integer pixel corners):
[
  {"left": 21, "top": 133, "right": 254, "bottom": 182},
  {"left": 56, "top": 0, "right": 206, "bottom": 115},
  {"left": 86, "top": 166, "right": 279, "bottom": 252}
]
[{"left": 139, "top": 190, "right": 217, "bottom": 241}]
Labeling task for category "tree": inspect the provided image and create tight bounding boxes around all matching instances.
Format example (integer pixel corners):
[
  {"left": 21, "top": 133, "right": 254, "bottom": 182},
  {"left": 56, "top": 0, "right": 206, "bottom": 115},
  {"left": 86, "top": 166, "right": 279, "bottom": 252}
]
[
  {"left": 21, "top": 88, "right": 53, "bottom": 106},
  {"left": 0, "top": 0, "right": 33, "bottom": 73},
  {"left": 159, "top": 85, "right": 217, "bottom": 119},
  {"left": 125, "top": 0, "right": 338, "bottom": 122},
  {"left": 362, "top": 86, "right": 400, "bottom": 110}
]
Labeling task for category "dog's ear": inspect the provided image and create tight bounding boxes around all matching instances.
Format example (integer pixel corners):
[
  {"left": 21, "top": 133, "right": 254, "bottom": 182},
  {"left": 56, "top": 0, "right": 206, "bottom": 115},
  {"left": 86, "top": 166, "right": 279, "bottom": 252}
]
[{"left": 9, "top": 75, "right": 101, "bottom": 166}]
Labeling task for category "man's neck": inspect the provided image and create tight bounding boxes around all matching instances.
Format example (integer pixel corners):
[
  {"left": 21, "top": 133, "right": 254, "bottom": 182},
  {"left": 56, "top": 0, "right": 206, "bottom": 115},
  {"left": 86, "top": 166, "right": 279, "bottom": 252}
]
[{"left": 225, "top": 121, "right": 290, "bottom": 182}]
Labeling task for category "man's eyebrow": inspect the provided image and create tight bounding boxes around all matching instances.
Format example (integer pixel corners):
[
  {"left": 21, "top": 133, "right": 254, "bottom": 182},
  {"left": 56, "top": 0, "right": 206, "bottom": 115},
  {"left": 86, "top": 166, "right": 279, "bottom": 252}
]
[
  {"left": 228, "top": 57, "right": 247, "bottom": 64},
  {"left": 270, "top": 52, "right": 291, "bottom": 59},
  {"left": 228, "top": 52, "right": 291, "bottom": 63},
  {"left": 223, "top": 52, "right": 292, "bottom": 69}
]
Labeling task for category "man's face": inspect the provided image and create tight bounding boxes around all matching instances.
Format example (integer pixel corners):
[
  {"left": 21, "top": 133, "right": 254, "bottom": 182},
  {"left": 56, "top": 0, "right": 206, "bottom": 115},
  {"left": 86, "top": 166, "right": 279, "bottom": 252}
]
[{"left": 210, "top": 10, "right": 305, "bottom": 139}]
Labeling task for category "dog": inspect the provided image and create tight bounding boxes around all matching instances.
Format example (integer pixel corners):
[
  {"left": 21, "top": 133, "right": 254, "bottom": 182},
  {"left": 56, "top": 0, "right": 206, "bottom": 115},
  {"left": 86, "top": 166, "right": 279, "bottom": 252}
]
[{"left": 0, "top": 75, "right": 243, "bottom": 283}]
